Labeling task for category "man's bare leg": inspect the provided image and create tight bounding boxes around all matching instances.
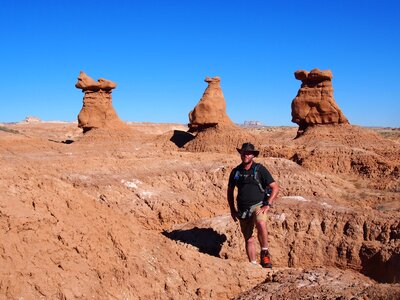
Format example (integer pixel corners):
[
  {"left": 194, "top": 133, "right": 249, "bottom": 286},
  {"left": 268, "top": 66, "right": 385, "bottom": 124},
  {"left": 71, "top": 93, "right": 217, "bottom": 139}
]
[
  {"left": 245, "top": 236, "right": 257, "bottom": 262},
  {"left": 256, "top": 220, "right": 272, "bottom": 267},
  {"left": 256, "top": 220, "right": 269, "bottom": 248}
]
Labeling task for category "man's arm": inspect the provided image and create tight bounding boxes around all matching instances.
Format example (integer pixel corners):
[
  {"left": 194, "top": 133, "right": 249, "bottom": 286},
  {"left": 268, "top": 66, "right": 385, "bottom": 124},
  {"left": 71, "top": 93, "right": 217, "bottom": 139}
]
[
  {"left": 257, "top": 181, "right": 279, "bottom": 215},
  {"left": 258, "top": 165, "right": 279, "bottom": 206},
  {"left": 266, "top": 181, "right": 279, "bottom": 206},
  {"left": 227, "top": 186, "right": 238, "bottom": 222}
]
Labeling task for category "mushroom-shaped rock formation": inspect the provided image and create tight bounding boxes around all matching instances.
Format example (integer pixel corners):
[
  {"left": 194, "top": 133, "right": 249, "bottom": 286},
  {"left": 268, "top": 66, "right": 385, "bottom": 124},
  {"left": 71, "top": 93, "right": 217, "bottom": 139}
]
[
  {"left": 291, "top": 68, "right": 349, "bottom": 135},
  {"left": 182, "top": 77, "right": 257, "bottom": 153},
  {"left": 75, "top": 71, "right": 127, "bottom": 133},
  {"left": 188, "top": 76, "right": 236, "bottom": 132}
]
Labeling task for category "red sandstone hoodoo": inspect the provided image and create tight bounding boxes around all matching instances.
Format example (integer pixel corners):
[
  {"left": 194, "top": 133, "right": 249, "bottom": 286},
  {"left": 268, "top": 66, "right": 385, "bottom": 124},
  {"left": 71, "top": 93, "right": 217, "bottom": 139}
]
[
  {"left": 75, "top": 71, "right": 127, "bottom": 133},
  {"left": 291, "top": 68, "right": 349, "bottom": 135},
  {"left": 188, "top": 76, "right": 236, "bottom": 132},
  {"left": 184, "top": 76, "right": 257, "bottom": 153}
]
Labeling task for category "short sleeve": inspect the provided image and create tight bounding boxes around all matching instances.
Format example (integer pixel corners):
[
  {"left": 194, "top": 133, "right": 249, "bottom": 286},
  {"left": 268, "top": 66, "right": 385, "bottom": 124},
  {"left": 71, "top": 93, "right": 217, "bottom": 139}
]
[
  {"left": 228, "top": 168, "right": 237, "bottom": 188},
  {"left": 258, "top": 164, "right": 275, "bottom": 186}
]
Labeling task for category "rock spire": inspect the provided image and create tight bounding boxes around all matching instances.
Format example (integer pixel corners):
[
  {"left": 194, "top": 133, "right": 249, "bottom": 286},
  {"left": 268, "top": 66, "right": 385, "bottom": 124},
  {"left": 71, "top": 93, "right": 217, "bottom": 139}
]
[{"left": 188, "top": 76, "right": 235, "bottom": 132}]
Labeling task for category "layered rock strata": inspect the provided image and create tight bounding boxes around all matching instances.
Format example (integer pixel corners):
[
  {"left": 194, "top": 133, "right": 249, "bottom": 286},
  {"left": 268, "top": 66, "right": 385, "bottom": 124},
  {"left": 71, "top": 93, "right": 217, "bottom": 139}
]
[
  {"left": 291, "top": 68, "right": 349, "bottom": 134},
  {"left": 75, "top": 71, "right": 127, "bottom": 133}
]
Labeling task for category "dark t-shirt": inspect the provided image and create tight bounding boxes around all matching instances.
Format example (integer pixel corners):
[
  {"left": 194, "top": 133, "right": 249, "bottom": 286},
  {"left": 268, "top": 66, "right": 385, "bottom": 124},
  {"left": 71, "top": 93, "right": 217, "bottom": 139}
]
[{"left": 228, "top": 162, "right": 275, "bottom": 212}]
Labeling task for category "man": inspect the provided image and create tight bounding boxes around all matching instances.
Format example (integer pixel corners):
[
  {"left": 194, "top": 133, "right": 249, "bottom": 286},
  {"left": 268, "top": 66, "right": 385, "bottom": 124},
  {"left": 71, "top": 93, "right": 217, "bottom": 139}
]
[{"left": 227, "top": 142, "right": 279, "bottom": 268}]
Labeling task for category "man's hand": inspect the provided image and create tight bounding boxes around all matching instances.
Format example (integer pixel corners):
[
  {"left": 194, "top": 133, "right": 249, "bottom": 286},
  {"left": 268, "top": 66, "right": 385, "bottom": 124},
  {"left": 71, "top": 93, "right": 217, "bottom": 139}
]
[{"left": 256, "top": 205, "right": 270, "bottom": 215}]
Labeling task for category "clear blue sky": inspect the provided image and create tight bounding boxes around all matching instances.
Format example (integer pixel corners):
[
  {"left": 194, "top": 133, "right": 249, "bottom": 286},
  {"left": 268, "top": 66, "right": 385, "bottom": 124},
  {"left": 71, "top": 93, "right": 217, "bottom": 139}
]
[{"left": 1, "top": 0, "right": 399, "bottom": 126}]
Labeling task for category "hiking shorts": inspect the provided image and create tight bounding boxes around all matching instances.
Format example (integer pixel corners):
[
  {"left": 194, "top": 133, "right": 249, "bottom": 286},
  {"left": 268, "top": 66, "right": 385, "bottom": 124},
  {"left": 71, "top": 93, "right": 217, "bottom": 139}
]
[{"left": 239, "top": 205, "right": 268, "bottom": 241}]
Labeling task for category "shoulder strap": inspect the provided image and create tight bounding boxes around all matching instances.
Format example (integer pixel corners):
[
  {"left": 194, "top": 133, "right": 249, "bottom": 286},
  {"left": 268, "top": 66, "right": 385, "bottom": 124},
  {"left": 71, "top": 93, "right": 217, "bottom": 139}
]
[
  {"left": 252, "top": 163, "right": 265, "bottom": 193},
  {"left": 233, "top": 165, "right": 242, "bottom": 182},
  {"left": 253, "top": 163, "right": 259, "bottom": 176}
]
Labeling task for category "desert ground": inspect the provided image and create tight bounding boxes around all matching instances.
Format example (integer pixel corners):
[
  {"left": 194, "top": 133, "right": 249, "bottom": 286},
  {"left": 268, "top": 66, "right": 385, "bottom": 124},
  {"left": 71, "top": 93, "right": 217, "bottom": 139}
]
[{"left": 0, "top": 120, "right": 399, "bottom": 299}]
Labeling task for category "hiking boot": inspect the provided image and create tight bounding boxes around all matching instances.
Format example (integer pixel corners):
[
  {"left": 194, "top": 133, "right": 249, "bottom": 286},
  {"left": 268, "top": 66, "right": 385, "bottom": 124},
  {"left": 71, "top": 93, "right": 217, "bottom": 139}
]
[{"left": 260, "top": 250, "right": 272, "bottom": 268}]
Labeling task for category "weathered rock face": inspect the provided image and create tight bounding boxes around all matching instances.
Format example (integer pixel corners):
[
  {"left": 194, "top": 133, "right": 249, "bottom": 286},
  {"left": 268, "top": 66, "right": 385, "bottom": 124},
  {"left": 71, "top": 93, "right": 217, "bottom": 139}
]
[
  {"left": 183, "top": 126, "right": 258, "bottom": 154},
  {"left": 261, "top": 125, "right": 400, "bottom": 191},
  {"left": 75, "top": 71, "right": 126, "bottom": 133},
  {"left": 2, "top": 122, "right": 400, "bottom": 299},
  {"left": 291, "top": 69, "right": 349, "bottom": 133},
  {"left": 188, "top": 76, "right": 235, "bottom": 132}
]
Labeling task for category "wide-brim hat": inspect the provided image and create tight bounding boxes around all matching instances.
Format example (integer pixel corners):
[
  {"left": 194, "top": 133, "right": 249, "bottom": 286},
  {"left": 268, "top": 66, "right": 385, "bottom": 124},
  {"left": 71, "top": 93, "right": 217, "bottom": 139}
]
[{"left": 236, "top": 142, "right": 259, "bottom": 157}]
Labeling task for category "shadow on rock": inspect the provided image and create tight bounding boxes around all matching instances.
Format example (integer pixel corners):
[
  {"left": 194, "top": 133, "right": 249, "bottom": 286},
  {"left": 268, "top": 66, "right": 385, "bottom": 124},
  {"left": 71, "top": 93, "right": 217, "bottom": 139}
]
[
  {"left": 359, "top": 244, "right": 400, "bottom": 283},
  {"left": 48, "top": 139, "right": 75, "bottom": 144},
  {"left": 163, "top": 227, "right": 227, "bottom": 257},
  {"left": 170, "top": 130, "right": 195, "bottom": 148}
]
